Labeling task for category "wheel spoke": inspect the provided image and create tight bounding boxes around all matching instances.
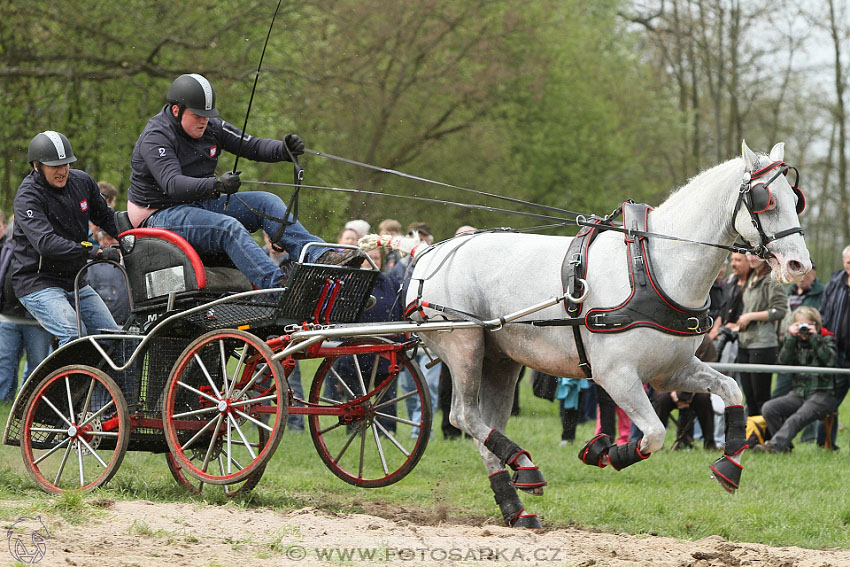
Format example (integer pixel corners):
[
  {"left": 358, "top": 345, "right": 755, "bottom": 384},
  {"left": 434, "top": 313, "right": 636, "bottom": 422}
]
[
  {"left": 78, "top": 400, "right": 116, "bottom": 429},
  {"left": 232, "top": 408, "right": 274, "bottom": 433},
  {"left": 200, "top": 414, "right": 225, "bottom": 473},
  {"left": 368, "top": 354, "right": 380, "bottom": 392},
  {"left": 65, "top": 377, "right": 76, "bottom": 428},
  {"left": 76, "top": 436, "right": 109, "bottom": 468},
  {"left": 332, "top": 427, "right": 360, "bottom": 464},
  {"left": 371, "top": 423, "right": 390, "bottom": 475},
  {"left": 353, "top": 355, "right": 367, "bottom": 397},
  {"left": 231, "top": 393, "right": 277, "bottom": 407},
  {"left": 79, "top": 377, "right": 97, "bottom": 422},
  {"left": 374, "top": 411, "right": 419, "bottom": 428},
  {"left": 177, "top": 379, "right": 221, "bottom": 405},
  {"left": 194, "top": 353, "right": 223, "bottom": 400},
  {"left": 171, "top": 405, "right": 220, "bottom": 419},
  {"left": 374, "top": 389, "right": 417, "bottom": 409},
  {"left": 33, "top": 435, "right": 71, "bottom": 465},
  {"left": 41, "top": 396, "right": 73, "bottom": 428},
  {"left": 374, "top": 420, "right": 411, "bottom": 456},
  {"left": 218, "top": 339, "right": 231, "bottom": 397},
  {"left": 227, "top": 414, "right": 257, "bottom": 461},
  {"left": 180, "top": 412, "right": 221, "bottom": 452},
  {"left": 76, "top": 441, "right": 84, "bottom": 487},
  {"left": 357, "top": 424, "right": 367, "bottom": 478},
  {"left": 329, "top": 366, "right": 357, "bottom": 399},
  {"left": 29, "top": 427, "right": 68, "bottom": 434},
  {"left": 227, "top": 342, "right": 249, "bottom": 398},
  {"left": 53, "top": 441, "right": 74, "bottom": 485}
]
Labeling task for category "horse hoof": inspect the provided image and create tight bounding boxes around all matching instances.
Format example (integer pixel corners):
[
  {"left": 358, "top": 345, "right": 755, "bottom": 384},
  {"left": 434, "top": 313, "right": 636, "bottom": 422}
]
[
  {"left": 512, "top": 513, "right": 543, "bottom": 529},
  {"left": 578, "top": 434, "right": 612, "bottom": 468},
  {"left": 709, "top": 455, "right": 741, "bottom": 494},
  {"left": 511, "top": 466, "right": 546, "bottom": 494}
]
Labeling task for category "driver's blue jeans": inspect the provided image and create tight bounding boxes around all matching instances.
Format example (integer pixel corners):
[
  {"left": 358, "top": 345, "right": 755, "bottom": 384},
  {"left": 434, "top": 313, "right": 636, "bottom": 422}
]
[
  {"left": 146, "top": 193, "right": 325, "bottom": 289},
  {"left": 19, "top": 285, "right": 119, "bottom": 347}
]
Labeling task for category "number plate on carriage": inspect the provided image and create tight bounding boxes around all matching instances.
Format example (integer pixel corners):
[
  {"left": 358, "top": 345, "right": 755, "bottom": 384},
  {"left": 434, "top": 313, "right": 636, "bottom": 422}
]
[{"left": 145, "top": 266, "right": 186, "bottom": 299}]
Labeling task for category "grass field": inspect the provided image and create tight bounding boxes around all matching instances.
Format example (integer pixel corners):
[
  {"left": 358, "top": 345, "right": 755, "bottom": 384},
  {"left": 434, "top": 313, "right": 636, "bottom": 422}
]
[{"left": 1, "top": 361, "right": 848, "bottom": 551}]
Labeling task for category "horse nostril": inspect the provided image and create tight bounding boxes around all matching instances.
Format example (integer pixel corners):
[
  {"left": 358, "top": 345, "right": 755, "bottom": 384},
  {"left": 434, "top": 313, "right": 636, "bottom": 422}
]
[{"left": 788, "top": 260, "right": 804, "bottom": 274}]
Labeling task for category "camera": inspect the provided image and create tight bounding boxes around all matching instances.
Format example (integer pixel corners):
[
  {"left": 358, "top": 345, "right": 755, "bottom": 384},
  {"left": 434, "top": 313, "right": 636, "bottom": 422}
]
[
  {"left": 798, "top": 323, "right": 812, "bottom": 336},
  {"left": 714, "top": 326, "right": 739, "bottom": 352}
]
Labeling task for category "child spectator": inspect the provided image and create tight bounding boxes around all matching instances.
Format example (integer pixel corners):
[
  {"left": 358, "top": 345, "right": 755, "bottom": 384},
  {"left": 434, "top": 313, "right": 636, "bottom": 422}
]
[{"left": 758, "top": 306, "right": 838, "bottom": 453}]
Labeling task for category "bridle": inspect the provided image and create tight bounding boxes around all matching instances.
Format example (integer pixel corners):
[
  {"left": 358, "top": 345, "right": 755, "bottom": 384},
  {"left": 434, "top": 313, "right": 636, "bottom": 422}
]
[{"left": 731, "top": 160, "right": 806, "bottom": 259}]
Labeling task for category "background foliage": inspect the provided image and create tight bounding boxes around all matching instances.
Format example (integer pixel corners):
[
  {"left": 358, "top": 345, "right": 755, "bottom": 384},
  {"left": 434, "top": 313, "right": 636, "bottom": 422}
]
[{"left": 0, "top": 0, "right": 847, "bottom": 271}]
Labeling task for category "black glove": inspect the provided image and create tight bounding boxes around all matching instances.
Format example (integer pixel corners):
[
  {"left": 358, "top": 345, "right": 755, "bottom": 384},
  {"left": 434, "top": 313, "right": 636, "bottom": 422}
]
[
  {"left": 81, "top": 242, "right": 98, "bottom": 260},
  {"left": 100, "top": 245, "right": 122, "bottom": 262},
  {"left": 283, "top": 134, "right": 305, "bottom": 156},
  {"left": 213, "top": 170, "right": 241, "bottom": 195}
]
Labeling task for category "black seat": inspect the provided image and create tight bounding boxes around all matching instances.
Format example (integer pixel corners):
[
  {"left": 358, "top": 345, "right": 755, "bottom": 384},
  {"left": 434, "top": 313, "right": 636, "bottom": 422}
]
[{"left": 115, "top": 211, "right": 252, "bottom": 308}]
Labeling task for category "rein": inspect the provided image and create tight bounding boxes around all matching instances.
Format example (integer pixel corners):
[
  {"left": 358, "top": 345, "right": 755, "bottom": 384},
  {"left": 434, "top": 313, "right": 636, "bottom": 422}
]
[{"left": 239, "top": 152, "right": 803, "bottom": 260}]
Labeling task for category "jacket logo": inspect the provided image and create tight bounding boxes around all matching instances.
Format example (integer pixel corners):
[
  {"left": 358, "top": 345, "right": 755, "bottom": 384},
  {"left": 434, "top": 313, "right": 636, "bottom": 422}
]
[
  {"left": 209, "top": 146, "right": 218, "bottom": 158},
  {"left": 158, "top": 147, "right": 166, "bottom": 157},
  {"left": 79, "top": 200, "right": 88, "bottom": 212}
]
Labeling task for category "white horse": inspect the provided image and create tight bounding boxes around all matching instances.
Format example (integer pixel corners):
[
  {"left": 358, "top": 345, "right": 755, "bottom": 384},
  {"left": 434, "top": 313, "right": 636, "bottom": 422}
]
[{"left": 404, "top": 141, "right": 810, "bottom": 527}]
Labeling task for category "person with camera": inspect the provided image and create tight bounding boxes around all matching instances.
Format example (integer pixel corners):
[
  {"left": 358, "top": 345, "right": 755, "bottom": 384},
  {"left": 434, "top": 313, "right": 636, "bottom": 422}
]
[{"left": 757, "top": 307, "right": 838, "bottom": 453}]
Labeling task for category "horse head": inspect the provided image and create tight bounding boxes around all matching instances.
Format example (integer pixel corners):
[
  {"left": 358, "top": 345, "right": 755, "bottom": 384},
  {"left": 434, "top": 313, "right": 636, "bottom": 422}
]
[{"left": 734, "top": 140, "right": 811, "bottom": 283}]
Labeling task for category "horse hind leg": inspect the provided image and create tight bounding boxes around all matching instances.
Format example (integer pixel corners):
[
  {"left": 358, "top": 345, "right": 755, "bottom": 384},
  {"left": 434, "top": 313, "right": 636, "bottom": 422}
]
[{"left": 476, "top": 357, "right": 544, "bottom": 528}]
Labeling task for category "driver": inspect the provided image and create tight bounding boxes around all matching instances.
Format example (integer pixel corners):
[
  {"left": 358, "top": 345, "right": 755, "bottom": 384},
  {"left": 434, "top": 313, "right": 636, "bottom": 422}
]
[
  {"left": 12, "top": 131, "right": 120, "bottom": 346},
  {"left": 127, "top": 73, "right": 360, "bottom": 289}
]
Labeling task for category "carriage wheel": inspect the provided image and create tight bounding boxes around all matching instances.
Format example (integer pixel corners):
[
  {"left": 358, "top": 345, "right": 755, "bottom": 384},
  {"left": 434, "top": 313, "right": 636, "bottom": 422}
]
[
  {"left": 163, "top": 329, "right": 287, "bottom": 486},
  {"left": 308, "top": 338, "right": 431, "bottom": 488},
  {"left": 20, "top": 365, "right": 130, "bottom": 494},
  {"left": 164, "top": 420, "right": 268, "bottom": 497}
]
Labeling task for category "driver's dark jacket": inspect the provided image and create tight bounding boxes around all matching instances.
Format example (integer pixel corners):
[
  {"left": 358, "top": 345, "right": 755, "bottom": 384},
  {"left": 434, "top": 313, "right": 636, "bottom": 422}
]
[
  {"left": 129, "top": 105, "right": 289, "bottom": 209},
  {"left": 12, "top": 170, "right": 118, "bottom": 296}
]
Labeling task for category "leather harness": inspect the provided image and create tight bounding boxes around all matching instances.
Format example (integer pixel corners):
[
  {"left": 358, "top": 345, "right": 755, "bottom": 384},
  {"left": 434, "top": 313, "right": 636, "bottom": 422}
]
[{"left": 561, "top": 202, "right": 713, "bottom": 377}]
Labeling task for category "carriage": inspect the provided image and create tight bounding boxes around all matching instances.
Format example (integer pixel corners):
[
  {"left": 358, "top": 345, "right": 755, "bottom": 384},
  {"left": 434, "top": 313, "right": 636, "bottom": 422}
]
[{"left": 2, "top": 214, "right": 436, "bottom": 494}]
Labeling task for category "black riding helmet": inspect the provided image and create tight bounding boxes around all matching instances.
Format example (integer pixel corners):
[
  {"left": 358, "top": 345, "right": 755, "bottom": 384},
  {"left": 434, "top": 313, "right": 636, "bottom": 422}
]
[
  {"left": 27, "top": 131, "right": 77, "bottom": 167},
  {"left": 167, "top": 73, "right": 219, "bottom": 118}
]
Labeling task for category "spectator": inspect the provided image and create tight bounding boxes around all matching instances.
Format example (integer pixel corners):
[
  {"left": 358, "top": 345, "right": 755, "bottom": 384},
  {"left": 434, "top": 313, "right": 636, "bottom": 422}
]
[
  {"left": 734, "top": 254, "right": 788, "bottom": 417},
  {"left": 344, "top": 219, "right": 370, "bottom": 238},
  {"left": 0, "top": 213, "right": 52, "bottom": 401},
  {"left": 377, "top": 219, "right": 403, "bottom": 273},
  {"left": 337, "top": 227, "right": 360, "bottom": 247},
  {"left": 13, "top": 130, "right": 120, "bottom": 347},
  {"left": 708, "top": 252, "right": 751, "bottom": 363},
  {"left": 127, "top": 72, "right": 361, "bottom": 292},
  {"left": 555, "top": 376, "right": 592, "bottom": 447},
  {"left": 774, "top": 263, "right": 825, "bottom": 398},
  {"left": 97, "top": 181, "right": 118, "bottom": 207},
  {"left": 758, "top": 306, "right": 838, "bottom": 453},
  {"left": 818, "top": 245, "right": 850, "bottom": 447}
]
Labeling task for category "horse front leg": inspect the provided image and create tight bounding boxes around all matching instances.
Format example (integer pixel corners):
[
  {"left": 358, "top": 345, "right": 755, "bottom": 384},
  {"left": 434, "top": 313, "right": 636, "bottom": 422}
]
[
  {"left": 656, "top": 357, "right": 747, "bottom": 493},
  {"left": 578, "top": 373, "right": 663, "bottom": 470}
]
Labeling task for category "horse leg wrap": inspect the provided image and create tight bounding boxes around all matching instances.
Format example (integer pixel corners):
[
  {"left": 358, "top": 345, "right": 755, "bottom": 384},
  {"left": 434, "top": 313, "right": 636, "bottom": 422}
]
[
  {"left": 578, "top": 433, "right": 612, "bottom": 468},
  {"left": 484, "top": 429, "right": 529, "bottom": 469},
  {"left": 511, "top": 466, "right": 547, "bottom": 493},
  {"left": 489, "top": 470, "right": 542, "bottom": 529},
  {"left": 723, "top": 405, "right": 748, "bottom": 456},
  {"left": 709, "top": 405, "right": 746, "bottom": 494},
  {"left": 605, "top": 440, "right": 650, "bottom": 471}
]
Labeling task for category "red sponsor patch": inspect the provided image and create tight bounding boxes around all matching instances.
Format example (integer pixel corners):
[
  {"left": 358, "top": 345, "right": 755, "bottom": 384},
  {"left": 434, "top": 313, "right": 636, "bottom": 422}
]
[
  {"left": 79, "top": 199, "right": 88, "bottom": 212},
  {"left": 209, "top": 146, "right": 218, "bottom": 158}
]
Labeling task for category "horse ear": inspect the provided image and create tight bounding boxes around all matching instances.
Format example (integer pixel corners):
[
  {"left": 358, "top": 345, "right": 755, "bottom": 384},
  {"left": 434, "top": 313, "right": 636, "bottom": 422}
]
[
  {"left": 769, "top": 142, "right": 785, "bottom": 162},
  {"left": 741, "top": 139, "right": 758, "bottom": 171}
]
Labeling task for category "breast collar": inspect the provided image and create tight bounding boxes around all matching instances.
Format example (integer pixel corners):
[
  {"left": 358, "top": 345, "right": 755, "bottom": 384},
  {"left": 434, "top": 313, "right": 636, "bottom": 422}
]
[{"left": 562, "top": 202, "right": 713, "bottom": 336}]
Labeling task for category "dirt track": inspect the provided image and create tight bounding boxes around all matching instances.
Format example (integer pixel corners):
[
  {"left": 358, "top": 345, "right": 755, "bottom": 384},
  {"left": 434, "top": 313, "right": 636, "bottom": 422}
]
[{"left": 5, "top": 499, "right": 849, "bottom": 566}]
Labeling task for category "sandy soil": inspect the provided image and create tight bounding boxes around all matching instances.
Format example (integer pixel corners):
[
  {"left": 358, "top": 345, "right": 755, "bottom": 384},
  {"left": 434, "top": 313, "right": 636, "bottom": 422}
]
[{"left": 4, "top": 499, "right": 849, "bottom": 567}]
